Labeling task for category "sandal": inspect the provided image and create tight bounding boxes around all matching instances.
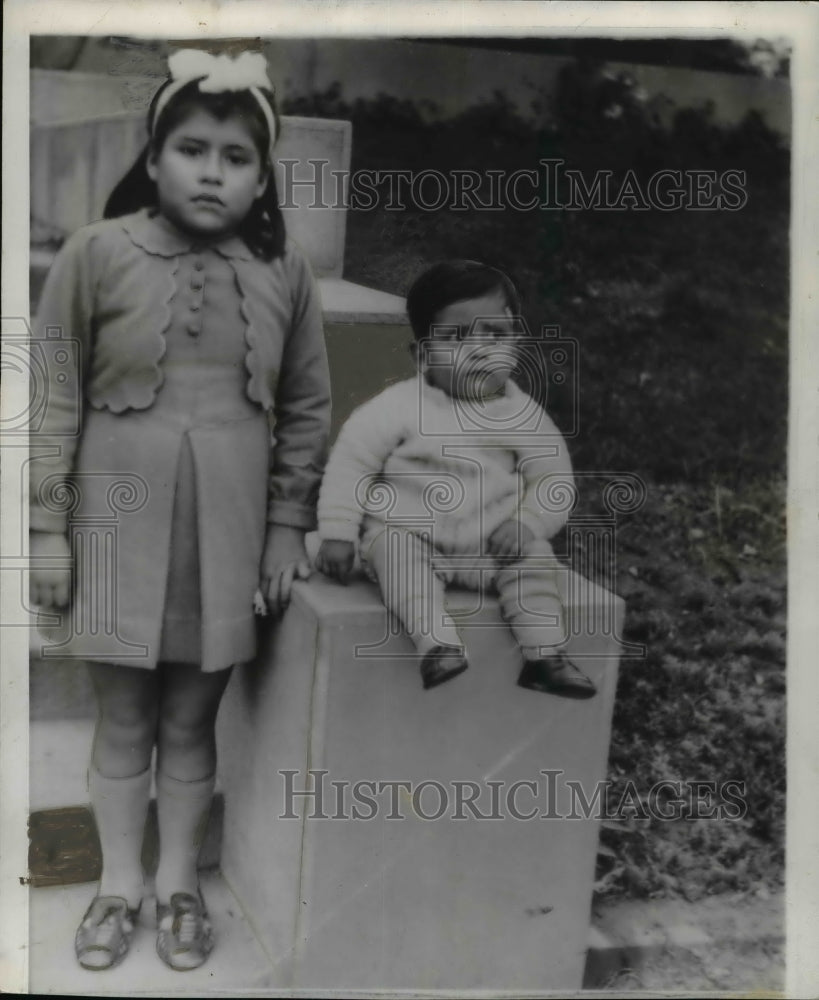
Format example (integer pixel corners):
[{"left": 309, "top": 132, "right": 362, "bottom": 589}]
[
  {"left": 75, "top": 895, "right": 141, "bottom": 971},
  {"left": 156, "top": 891, "right": 214, "bottom": 971},
  {"left": 517, "top": 652, "right": 597, "bottom": 700}
]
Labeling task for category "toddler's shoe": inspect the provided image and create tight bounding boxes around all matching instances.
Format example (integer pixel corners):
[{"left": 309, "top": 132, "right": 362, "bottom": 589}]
[
  {"left": 420, "top": 645, "right": 469, "bottom": 689},
  {"left": 517, "top": 651, "right": 597, "bottom": 699},
  {"left": 156, "top": 890, "right": 214, "bottom": 971},
  {"left": 75, "top": 895, "right": 141, "bottom": 971}
]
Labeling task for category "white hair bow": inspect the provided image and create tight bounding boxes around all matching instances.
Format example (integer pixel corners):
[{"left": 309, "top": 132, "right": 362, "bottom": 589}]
[
  {"left": 153, "top": 48, "right": 277, "bottom": 151},
  {"left": 168, "top": 49, "right": 274, "bottom": 93}
]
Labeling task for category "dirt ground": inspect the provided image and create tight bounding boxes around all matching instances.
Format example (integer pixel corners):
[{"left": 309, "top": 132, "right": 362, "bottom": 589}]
[
  {"left": 592, "top": 890, "right": 784, "bottom": 994},
  {"left": 603, "top": 939, "right": 784, "bottom": 994}
]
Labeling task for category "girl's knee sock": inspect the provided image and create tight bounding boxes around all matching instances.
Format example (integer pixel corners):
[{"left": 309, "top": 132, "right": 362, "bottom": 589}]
[
  {"left": 154, "top": 770, "right": 216, "bottom": 904},
  {"left": 89, "top": 765, "right": 151, "bottom": 909}
]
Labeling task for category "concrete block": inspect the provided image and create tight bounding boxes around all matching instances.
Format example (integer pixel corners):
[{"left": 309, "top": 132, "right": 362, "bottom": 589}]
[{"left": 217, "top": 571, "right": 624, "bottom": 991}]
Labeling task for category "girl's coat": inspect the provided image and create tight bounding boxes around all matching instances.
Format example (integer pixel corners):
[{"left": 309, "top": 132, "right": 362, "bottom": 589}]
[{"left": 31, "top": 208, "right": 331, "bottom": 670}]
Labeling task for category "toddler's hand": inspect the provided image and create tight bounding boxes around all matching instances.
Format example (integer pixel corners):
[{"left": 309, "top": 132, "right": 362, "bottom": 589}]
[
  {"left": 29, "top": 532, "right": 72, "bottom": 609},
  {"left": 487, "top": 519, "right": 535, "bottom": 558},
  {"left": 259, "top": 525, "right": 312, "bottom": 618},
  {"left": 315, "top": 539, "right": 356, "bottom": 585}
]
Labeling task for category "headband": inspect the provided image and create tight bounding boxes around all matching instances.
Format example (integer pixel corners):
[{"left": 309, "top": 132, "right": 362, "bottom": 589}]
[{"left": 152, "top": 49, "right": 277, "bottom": 157}]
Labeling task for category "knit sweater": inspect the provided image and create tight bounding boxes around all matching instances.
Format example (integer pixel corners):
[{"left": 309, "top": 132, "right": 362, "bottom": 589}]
[
  {"left": 318, "top": 375, "right": 574, "bottom": 553},
  {"left": 29, "top": 209, "right": 330, "bottom": 669}
]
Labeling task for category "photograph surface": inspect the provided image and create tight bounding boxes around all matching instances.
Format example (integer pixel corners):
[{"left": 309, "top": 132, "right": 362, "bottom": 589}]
[{"left": 2, "top": 2, "right": 816, "bottom": 996}]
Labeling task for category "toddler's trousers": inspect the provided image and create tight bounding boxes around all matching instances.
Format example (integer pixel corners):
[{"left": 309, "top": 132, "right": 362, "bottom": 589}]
[{"left": 360, "top": 526, "right": 568, "bottom": 658}]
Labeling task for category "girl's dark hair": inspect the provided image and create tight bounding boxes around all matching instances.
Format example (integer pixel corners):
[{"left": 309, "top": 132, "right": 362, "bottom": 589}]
[
  {"left": 104, "top": 79, "right": 286, "bottom": 261},
  {"left": 406, "top": 260, "right": 522, "bottom": 340}
]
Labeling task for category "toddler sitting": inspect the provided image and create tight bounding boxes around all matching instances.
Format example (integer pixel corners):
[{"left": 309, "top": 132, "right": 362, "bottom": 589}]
[{"left": 316, "top": 260, "right": 595, "bottom": 698}]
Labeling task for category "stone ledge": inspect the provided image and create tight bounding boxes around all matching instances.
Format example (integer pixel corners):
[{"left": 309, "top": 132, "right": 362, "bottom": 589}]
[{"left": 318, "top": 276, "right": 407, "bottom": 325}]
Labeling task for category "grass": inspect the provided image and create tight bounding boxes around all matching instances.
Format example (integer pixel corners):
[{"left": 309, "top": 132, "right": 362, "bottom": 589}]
[
  {"left": 299, "top": 80, "right": 789, "bottom": 901},
  {"left": 592, "top": 478, "right": 785, "bottom": 899}
]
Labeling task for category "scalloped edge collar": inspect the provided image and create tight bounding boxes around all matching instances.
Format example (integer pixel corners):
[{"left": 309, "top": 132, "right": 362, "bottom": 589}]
[{"left": 120, "top": 208, "right": 254, "bottom": 261}]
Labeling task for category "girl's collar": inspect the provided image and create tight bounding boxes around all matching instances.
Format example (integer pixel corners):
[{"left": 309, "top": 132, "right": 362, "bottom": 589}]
[{"left": 120, "top": 208, "right": 254, "bottom": 261}]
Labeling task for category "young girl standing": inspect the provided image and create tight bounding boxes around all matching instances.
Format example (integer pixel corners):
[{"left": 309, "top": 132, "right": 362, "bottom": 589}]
[{"left": 29, "top": 49, "right": 331, "bottom": 971}]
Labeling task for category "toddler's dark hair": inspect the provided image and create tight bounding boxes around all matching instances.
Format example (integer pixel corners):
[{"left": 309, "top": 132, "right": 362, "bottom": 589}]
[
  {"left": 104, "top": 80, "right": 286, "bottom": 261},
  {"left": 406, "top": 260, "right": 522, "bottom": 341}
]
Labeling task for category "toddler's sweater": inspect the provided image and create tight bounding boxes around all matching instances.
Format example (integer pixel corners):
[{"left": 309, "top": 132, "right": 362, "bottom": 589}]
[{"left": 318, "top": 375, "right": 573, "bottom": 553}]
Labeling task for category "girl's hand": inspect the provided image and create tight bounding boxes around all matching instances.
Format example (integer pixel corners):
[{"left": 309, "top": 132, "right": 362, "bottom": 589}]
[
  {"left": 315, "top": 539, "right": 356, "bottom": 585},
  {"left": 259, "top": 525, "right": 312, "bottom": 618},
  {"left": 487, "top": 519, "right": 535, "bottom": 558},
  {"left": 29, "top": 532, "right": 72, "bottom": 609}
]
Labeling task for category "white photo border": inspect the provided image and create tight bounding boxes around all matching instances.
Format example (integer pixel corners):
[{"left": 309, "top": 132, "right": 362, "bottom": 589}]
[{"left": 2, "top": 2, "right": 816, "bottom": 995}]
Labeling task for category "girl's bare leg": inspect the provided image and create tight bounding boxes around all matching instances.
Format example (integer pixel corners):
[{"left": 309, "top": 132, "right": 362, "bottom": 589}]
[
  {"left": 87, "top": 662, "right": 160, "bottom": 908},
  {"left": 154, "top": 662, "right": 232, "bottom": 902}
]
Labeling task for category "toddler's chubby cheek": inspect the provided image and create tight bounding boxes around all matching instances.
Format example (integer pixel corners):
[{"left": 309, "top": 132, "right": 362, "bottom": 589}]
[{"left": 459, "top": 345, "right": 516, "bottom": 374}]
